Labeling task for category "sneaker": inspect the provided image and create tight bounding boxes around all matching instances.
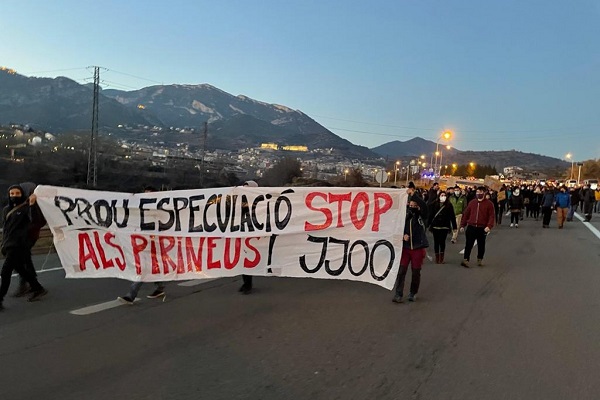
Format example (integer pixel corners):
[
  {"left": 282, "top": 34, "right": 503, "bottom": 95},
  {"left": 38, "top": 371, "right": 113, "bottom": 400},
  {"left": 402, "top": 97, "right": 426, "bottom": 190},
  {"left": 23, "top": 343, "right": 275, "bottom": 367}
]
[
  {"left": 408, "top": 293, "right": 416, "bottom": 302},
  {"left": 510, "top": 223, "right": 514, "bottom": 227},
  {"left": 461, "top": 260, "right": 470, "bottom": 268},
  {"left": 147, "top": 289, "right": 165, "bottom": 299},
  {"left": 392, "top": 294, "right": 403, "bottom": 303},
  {"left": 242, "top": 286, "right": 252, "bottom": 295},
  {"left": 451, "top": 239, "right": 456, "bottom": 244},
  {"left": 477, "top": 259, "right": 484, "bottom": 267},
  {"left": 118, "top": 296, "right": 135, "bottom": 305},
  {"left": 515, "top": 224, "right": 519, "bottom": 228},
  {"left": 238, "top": 284, "right": 248, "bottom": 292},
  {"left": 28, "top": 288, "right": 48, "bottom": 302}
]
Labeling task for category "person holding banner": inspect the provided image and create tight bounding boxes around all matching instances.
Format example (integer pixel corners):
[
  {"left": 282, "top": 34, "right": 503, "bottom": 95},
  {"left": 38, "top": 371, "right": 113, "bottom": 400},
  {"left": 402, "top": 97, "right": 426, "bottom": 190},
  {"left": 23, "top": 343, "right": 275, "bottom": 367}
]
[
  {"left": 118, "top": 186, "right": 167, "bottom": 304},
  {"left": 239, "top": 180, "right": 259, "bottom": 295},
  {"left": 393, "top": 195, "right": 429, "bottom": 303},
  {"left": 1, "top": 185, "right": 48, "bottom": 310}
]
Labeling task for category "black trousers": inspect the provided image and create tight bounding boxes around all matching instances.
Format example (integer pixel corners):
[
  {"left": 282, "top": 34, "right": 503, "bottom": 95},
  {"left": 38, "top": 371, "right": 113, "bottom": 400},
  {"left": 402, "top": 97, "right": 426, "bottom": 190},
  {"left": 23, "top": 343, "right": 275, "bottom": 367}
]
[
  {"left": 394, "top": 266, "right": 420, "bottom": 296},
  {"left": 542, "top": 206, "right": 553, "bottom": 226},
  {"left": 242, "top": 275, "right": 253, "bottom": 288},
  {"left": 1, "top": 247, "right": 43, "bottom": 301},
  {"left": 464, "top": 226, "right": 487, "bottom": 261},
  {"left": 510, "top": 212, "right": 520, "bottom": 224},
  {"left": 431, "top": 229, "right": 449, "bottom": 254}
]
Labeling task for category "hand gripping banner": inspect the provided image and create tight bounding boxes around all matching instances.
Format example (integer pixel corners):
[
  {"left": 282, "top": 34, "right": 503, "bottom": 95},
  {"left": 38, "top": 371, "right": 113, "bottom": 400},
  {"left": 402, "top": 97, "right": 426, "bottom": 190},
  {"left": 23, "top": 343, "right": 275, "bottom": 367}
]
[{"left": 34, "top": 185, "right": 408, "bottom": 290}]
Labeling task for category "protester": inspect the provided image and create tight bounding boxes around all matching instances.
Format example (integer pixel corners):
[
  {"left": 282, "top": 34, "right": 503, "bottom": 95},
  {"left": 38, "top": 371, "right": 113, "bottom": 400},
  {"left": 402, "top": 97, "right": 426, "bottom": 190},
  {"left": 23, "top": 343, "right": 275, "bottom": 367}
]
[
  {"left": 11, "top": 182, "right": 47, "bottom": 297},
  {"left": 1, "top": 185, "right": 48, "bottom": 310},
  {"left": 238, "top": 180, "right": 259, "bottom": 294},
  {"left": 508, "top": 186, "right": 524, "bottom": 228},
  {"left": 449, "top": 185, "right": 466, "bottom": 244},
  {"left": 427, "top": 191, "right": 457, "bottom": 264},
  {"left": 566, "top": 186, "right": 580, "bottom": 222},
  {"left": 531, "top": 186, "right": 542, "bottom": 221},
  {"left": 118, "top": 186, "right": 167, "bottom": 304},
  {"left": 541, "top": 186, "right": 555, "bottom": 228},
  {"left": 460, "top": 186, "right": 495, "bottom": 268},
  {"left": 393, "top": 196, "right": 429, "bottom": 303},
  {"left": 595, "top": 188, "right": 600, "bottom": 213},
  {"left": 554, "top": 186, "right": 570, "bottom": 229},
  {"left": 581, "top": 184, "right": 595, "bottom": 222},
  {"left": 496, "top": 185, "right": 507, "bottom": 224}
]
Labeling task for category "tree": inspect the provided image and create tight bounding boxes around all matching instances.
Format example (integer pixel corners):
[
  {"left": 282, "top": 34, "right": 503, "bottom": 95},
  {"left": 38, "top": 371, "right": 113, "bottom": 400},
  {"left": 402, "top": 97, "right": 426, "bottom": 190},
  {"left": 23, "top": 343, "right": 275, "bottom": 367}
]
[{"left": 261, "top": 157, "right": 302, "bottom": 186}]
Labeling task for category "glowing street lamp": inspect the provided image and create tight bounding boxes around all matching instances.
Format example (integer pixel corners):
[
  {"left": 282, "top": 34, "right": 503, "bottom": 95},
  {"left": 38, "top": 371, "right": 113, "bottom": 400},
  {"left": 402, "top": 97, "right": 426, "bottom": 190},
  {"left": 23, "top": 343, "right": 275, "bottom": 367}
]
[
  {"left": 394, "top": 160, "right": 400, "bottom": 185},
  {"left": 566, "top": 153, "right": 574, "bottom": 179},
  {"left": 344, "top": 168, "right": 349, "bottom": 181},
  {"left": 434, "top": 130, "right": 453, "bottom": 177}
]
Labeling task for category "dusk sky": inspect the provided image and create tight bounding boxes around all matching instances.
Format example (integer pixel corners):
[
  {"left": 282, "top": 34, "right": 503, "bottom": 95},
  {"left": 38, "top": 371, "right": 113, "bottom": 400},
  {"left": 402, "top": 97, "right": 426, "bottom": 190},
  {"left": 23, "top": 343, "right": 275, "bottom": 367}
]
[{"left": 2, "top": 0, "right": 600, "bottom": 160}]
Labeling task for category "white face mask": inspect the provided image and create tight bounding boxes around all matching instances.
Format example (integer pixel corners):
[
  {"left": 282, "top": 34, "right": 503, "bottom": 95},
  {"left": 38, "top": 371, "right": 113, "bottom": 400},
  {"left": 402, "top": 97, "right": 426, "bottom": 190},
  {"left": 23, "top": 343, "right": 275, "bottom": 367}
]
[
  {"left": 514, "top": 190, "right": 520, "bottom": 196},
  {"left": 439, "top": 196, "right": 447, "bottom": 202}
]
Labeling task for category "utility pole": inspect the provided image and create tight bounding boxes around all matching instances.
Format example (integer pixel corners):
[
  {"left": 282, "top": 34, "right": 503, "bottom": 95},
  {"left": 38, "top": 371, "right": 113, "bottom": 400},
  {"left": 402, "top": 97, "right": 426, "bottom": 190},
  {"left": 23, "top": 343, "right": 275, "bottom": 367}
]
[
  {"left": 200, "top": 121, "right": 207, "bottom": 187},
  {"left": 86, "top": 66, "right": 100, "bottom": 187}
]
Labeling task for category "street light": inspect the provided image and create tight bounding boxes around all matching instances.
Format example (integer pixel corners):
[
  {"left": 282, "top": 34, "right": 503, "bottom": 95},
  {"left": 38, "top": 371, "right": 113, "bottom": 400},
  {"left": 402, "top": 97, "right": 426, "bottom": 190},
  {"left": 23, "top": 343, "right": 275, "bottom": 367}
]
[
  {"left": 434, "top": 130, "right": 453, "bottom": 178},
  {"left": 566, "top": 153, "right": 573, "bottom": 179},
  {"left": 394, "top": 160, "right": 400, "bottom": 185},
  {"left": 344, "top": 168, "right": 349, "bottom": 181}
]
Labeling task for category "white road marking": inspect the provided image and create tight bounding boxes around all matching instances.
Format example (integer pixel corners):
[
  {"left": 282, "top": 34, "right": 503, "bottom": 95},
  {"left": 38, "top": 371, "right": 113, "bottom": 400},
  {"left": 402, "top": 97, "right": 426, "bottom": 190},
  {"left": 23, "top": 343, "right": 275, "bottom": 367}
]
[
  {"left": 178, "top": 278, "right": 218, "bottom": 287},
  {"left": 11, "top": 266, "right": 63, "bottom": 278},
  {"left": 574, "top": 212, "right": 600, "bottom": 240},
  {"left": 70, "top": 299, "right": 141, "bottom": 315}
]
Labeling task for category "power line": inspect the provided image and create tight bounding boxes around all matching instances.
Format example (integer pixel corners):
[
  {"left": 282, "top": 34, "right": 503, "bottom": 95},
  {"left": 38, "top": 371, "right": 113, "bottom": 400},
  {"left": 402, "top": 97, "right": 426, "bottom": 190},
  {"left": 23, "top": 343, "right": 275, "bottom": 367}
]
[
  {"left": 104, "top": 68, "right": 163, "bottom": 85},
  {"left": 23, "top": 67, "right": 88, "bottom": 74}
]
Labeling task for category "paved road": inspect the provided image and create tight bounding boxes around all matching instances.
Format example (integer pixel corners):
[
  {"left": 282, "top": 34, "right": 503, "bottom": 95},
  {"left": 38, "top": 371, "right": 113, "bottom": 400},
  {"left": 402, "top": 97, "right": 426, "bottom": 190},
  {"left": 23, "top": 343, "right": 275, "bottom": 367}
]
[{"left": 1, "top": 212, "right": 600, "bottom": 400}]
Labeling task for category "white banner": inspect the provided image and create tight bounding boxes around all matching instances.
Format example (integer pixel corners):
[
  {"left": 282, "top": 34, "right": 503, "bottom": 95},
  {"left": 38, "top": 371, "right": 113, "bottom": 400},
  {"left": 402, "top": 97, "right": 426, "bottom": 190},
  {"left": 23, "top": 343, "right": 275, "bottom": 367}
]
[{"left": 34, "top": 185, "right": 408, "bottom": 290}]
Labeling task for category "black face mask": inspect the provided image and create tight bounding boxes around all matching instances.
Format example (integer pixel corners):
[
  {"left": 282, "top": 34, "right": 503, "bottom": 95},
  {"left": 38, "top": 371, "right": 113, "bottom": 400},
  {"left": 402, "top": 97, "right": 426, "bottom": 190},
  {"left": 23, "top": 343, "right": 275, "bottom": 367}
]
[
  {"left": 9, "top": 196, "right": 24, "bottom": 206},
  {"left": 408, "top": 206, "right": 420, "bottom": 216}
]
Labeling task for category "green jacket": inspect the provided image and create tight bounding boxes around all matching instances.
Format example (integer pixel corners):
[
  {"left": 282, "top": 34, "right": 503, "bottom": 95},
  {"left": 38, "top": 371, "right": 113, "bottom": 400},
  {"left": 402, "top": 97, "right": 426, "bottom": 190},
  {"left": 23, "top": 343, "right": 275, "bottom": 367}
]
[{"left": 449, "top": 194, "right": 467, "bottom": 215}]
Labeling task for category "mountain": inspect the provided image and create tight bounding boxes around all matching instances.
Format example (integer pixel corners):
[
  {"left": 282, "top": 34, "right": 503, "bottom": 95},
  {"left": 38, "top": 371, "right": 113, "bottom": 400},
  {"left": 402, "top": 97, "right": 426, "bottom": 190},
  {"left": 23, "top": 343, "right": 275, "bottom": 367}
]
[
  {"left": 0, "top": 70, "right": 157, "bottom": 131},
  {"left": 0, "top": 69, "right": 375, "bottom": 157},
  {"left": 371, "top": 138, "right": 568, "bottom": 171}
]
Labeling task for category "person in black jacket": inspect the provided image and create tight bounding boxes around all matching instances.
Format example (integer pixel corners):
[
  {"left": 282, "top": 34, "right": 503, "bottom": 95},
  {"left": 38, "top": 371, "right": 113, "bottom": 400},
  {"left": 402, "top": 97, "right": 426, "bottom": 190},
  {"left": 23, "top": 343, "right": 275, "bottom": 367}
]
[
  {"left": 508, "top": 187, "right": 524, "bottom": 227},
  {"left": 428, "top": 191, "right": 457, "bottom": 264},
  {"left": 1, "top": 185, "right": 47, "bottom": 310},
  {"left": 393, "top": 195, "right": 429, "bottom": 303}
]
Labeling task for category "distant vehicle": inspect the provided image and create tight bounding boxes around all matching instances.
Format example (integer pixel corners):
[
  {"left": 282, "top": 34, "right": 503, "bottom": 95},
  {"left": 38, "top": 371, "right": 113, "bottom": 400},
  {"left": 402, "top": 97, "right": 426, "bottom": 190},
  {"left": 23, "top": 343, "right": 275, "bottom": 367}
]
[
  {"left": 584, "top": 179, "right": 598, "bottom": 190},
  {"left": 566, "top": 179, "right": 578, "bottom": 188}
]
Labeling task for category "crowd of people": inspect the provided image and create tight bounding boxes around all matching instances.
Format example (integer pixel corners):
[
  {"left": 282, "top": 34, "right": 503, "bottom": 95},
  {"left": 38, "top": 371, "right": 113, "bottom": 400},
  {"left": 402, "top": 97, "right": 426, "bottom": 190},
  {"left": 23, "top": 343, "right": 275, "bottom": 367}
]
[
  {"left": 392, "top": 180, "right": 599, "bottom": 303},
  {"left": 1, "top": 179, "right": 599, "bottom": 310}
]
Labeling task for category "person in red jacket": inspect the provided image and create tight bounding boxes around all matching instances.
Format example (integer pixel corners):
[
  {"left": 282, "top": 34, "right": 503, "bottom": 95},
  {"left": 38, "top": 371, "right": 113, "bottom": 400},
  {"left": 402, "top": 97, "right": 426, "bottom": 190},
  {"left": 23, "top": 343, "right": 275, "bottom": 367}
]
[{"left": 459, "top": 186, "right": 495, "bottom": 268}]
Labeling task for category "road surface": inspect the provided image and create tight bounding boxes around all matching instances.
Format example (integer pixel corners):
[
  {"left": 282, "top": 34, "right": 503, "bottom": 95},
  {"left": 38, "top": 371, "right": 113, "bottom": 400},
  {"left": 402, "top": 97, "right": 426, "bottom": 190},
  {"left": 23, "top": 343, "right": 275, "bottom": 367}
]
[{"left": 1, "top": 212, "right": 599, "bottom": 400}]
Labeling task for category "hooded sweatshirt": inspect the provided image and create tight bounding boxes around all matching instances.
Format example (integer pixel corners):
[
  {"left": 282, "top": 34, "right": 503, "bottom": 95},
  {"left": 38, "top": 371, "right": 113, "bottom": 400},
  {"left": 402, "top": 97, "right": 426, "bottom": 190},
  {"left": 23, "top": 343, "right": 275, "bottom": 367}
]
[{"left": 1, "top": 185, "right": 32, "bottom": 254}]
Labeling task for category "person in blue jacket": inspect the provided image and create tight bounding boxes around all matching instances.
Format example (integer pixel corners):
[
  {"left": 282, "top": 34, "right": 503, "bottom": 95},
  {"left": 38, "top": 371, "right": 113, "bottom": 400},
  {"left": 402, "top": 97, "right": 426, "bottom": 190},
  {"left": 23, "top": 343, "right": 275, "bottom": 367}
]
[{"left": 554, "top": 186, "right": 571, "bottom": 229}]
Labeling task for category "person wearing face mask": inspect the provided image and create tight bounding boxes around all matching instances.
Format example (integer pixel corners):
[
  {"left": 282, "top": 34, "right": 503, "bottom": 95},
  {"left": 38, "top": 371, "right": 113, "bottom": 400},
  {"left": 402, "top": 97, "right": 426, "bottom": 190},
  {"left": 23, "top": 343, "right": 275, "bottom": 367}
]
[
  {"left": 393, "top": 196, "right": 429, "bottom": 303},
  {"left": 554, "top": 185, "right": 571, "bottom": 229},
  {"left": 1, "top": 185, "right": 48, "bottom": 310},
  {"left": 459, "top": 186, "right": 495, "bottom": 268},
  {"left": 449, "top": 185, "right": 466, "bottom": 244},
  {"left": 581, "top": 185, "right": 595, "bottom": 222},
  {"left": 427, "top": 191, "right": 457, "bottom": 264},
  {"left": 507, "top": 187, "right": 524, "bottom": 228}
]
